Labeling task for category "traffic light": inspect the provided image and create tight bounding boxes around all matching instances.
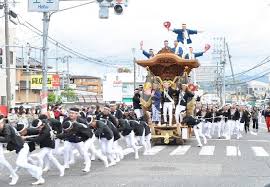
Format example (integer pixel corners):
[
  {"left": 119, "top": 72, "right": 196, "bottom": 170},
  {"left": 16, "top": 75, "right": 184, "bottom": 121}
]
[
  {"left": 112, "top": 0, "right": 128, "bottom": 15},
  {"left": 96, "top": 0, "right": 128, "bottom": 18},
  {"left": 114, "top": 4, "right": 123, "bottom": 14}
]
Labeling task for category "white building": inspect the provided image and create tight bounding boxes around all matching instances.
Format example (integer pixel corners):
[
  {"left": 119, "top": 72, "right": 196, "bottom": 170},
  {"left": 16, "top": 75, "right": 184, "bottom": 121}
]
[
  {"left": 0, "top": 26, "right": 16, "bottom": 107},
  {"left": 103, "top": 66, "right": 146, "bottom": 104},
  {"left": 247, "top": 80, "right": 270, "bottom": 96}
]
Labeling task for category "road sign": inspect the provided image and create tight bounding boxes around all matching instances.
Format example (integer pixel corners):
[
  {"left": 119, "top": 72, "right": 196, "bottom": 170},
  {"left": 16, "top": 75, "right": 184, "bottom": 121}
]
[{"left": 28, "top": 0, "right": 59, "bottom": 12}]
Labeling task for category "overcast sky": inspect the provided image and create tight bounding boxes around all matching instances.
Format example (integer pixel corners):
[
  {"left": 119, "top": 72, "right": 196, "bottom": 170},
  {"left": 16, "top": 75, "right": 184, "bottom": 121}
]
[{"left": 8, "top": 0, "right": 270, "bottom": 77}]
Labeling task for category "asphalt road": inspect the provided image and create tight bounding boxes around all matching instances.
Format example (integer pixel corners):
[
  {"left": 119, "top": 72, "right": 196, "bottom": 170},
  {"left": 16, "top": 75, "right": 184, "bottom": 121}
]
[{"left": 1, "top": 122, "right": 270, "bottom": 187}]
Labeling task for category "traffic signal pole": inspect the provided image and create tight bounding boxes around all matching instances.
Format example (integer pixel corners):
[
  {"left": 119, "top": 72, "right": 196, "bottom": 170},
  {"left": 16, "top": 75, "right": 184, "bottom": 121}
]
[{"left": 41, "top": 12, "right": 50, "bottom": 114}]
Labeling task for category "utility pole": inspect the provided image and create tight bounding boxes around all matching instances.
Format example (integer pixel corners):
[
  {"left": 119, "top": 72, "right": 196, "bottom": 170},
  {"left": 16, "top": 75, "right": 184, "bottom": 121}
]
[
  {"left": 55, "top": 43, "right": 59, "bottom": 103},
  {"left": 63, "top": 55, "right": 72, "bottom": 88},
  {"left": 226, "top": 42, "right": 238, "bottom": 102},
  {"left": 26, "top": 43, "right": 31, "bottom": 104},
  {"left": 222, "top": 37, "right": 226, "bottom": 106},
  {"left": 41, "top": 12, "right": 50, "bottom": 114},
  {"left": 66, "top": 56, "right": 70, "bottom": 88},
  {"left": 4, "top": 0, "right": 11, "bottom": 109},
  {"left": 132, "top": 48, "right": 136, "bottom": 90},
  {"left": 212, "top": 37, "right": 226, "bottom": 105}
]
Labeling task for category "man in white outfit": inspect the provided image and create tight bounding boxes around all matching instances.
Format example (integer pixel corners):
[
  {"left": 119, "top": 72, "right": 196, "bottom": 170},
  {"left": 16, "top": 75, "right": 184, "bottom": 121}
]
[
  {"left": 90, "top": 119, "right": 116, "bottom": 166},
  {"left": 211, "top": 107, "right": 222, "bottom": 138},
  {"left": 0, "top": 116, "right": 44, "bottom": 185},
  {"left": 162, "top": 81, "right": 175, "bottom": 126},
  {"left": 24, "top": 119, "right": 65, "bottom": 177},
  {"left": 118, "top": 119, "right": 139, "bottom": 159},
  {"left": 175, "top": 84, "right": 186, "bottom": 125},
  {"left": 182, "top": 115, "right": 207, "bottom": 147},
  {"left": 57, "top": 108, "right": 92, "bottom": 172}
]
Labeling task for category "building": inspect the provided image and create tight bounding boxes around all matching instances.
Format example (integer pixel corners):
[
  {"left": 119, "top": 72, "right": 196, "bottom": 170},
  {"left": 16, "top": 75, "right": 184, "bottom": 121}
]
[
  {"left": 15, "top": 57, "right": 56, "bottom": 105},
  {"left": 70, "top": 75, "right": 102, "bottom": 94},
  {"left": 246, "top": 80, "right": 270, "bottom": 97},
  {"left": 193, "top": 65, "right": 218, "bottom": 92},
  {"left": 68, "top": 75, "right": 103, "bottom": 104},
  {"left": 103, "top": 66, "right": 146, "bottom": 104},
  {"left": 0, "top": 27, "right": 16, "bottom": 106}
]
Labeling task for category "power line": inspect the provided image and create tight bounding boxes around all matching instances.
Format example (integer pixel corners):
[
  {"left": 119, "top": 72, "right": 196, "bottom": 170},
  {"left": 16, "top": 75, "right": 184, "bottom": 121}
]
[
  {"left": 225, "top": 56, "right": 270, "bottom": 78},
  {"left": 226, "top": 68, "right": 270, "bottom": 86},
  {"left": 50, "top": 0, "right": 95, "bottom": 17},
  {"left": 16, "top": 15, "right": 121, "bottom": 68}
]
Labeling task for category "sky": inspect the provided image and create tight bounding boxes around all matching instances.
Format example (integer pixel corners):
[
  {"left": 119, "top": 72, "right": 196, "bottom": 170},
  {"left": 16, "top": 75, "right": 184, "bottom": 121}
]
[{"left": 5, "top": 0, "right": 270, "bottom": 78}]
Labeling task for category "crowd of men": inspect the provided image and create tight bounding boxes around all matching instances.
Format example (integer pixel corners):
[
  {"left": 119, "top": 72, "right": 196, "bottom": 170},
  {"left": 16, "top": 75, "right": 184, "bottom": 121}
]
[
  {"left": 0, "top": 96, "right": 270, "bottom": 186},
  {"left": 0, "top": 103, "right": 152, "bottom": 186},
  {"left": 133, "top": 80, "right": 270, "bottom": 147},
  {"left": 2, "top": 23, "right": 269, "bottom": 186}
]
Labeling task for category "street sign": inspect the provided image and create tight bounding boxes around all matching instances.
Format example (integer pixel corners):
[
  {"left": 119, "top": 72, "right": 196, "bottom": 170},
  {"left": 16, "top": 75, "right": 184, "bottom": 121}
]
[
  {"left": 31, "top": 74, "right": 60, "bottom": 89},
  {"left": 28, "top": 0, "right": 59, "bottom": 12}
]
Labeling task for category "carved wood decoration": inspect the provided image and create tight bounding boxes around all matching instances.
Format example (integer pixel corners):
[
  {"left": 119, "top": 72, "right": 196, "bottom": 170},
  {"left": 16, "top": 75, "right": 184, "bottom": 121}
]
[{"left": 136, "top": 49, "right": 200, "bottom": 81}]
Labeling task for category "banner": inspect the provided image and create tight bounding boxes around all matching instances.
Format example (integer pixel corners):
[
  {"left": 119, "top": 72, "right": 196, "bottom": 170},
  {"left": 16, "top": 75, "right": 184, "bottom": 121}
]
[{"left": 31, "top": 74, "right": 60, "bottom": 89}]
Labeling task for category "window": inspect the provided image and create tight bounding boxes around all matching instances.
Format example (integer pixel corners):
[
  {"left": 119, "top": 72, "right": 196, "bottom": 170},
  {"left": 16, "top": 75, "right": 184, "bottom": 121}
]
[
  {"left": 1, "top": 96, "right": 6, "bottom": 105},
  {"left": 10, "top": 51, "right": 13, "bottom": 65}
]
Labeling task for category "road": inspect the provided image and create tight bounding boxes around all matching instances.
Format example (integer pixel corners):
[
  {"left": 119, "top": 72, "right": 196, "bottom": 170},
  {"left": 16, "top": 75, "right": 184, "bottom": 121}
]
[{"left": 1, "top": 122, "right": 270, "bottom": 187}]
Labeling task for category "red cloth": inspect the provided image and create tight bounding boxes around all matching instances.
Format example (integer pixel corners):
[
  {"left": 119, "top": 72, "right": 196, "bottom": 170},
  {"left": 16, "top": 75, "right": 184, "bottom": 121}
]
[
  {"left": 266, "top": 117, "right": 270, "bottom": 128},
  {"left": 54, "top": 110, "right": 61, "bottom": 119}
]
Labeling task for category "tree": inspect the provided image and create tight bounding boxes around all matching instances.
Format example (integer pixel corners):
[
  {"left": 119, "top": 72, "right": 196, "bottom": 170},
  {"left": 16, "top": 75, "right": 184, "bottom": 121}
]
[
  {"left": 48, "top": 92, "right": 62, "bottom": 104},
  {"left": 61, "top": 87, "right": 77, "bottom": 102}
]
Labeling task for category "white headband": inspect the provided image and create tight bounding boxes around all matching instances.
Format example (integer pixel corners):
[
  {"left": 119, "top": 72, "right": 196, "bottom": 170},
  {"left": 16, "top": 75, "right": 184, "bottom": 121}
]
[
  {"left": 64, "top": 121, "right": 73, "bottom": 131},
  {"left": 103, "top": 106, "right": 110, "bottom": 111},
  {"left": 33, "top": 119, "right": 43, "bottom": 128},
  {"left": 87, "top": 115, "right": 94, "bottom": 124},
  {"left": 17, "top": 123, "right": 26, "bottom": 132}
]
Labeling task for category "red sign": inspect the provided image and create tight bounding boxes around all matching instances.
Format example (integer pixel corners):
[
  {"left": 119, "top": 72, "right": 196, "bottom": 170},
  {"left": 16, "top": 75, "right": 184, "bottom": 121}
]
[
  {"left": 0, "top": 105, "right": 8, "bottom": 117},
  {"left": 52, "top": 74, "right": 60, "bottom": 87}
]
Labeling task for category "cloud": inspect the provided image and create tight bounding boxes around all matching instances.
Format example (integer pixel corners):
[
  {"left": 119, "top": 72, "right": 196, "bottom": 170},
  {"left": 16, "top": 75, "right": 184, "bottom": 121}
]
[{"left": 12, "top": 0, "right": 270, "bottom": 76}]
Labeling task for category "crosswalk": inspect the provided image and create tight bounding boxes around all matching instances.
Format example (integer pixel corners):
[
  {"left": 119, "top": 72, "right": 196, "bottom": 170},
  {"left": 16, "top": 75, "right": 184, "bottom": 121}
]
[
  {"left": 226, "top": 146, "right": 241, "bottom": 156},
  {"left": 4, "top": 145, "right": 270, "bottom": 158},
  {"left": 123, "top": 145, "right": 270, "bottom": 158},
  {"left": 169, "top": 145, "right": 191, "bottom": 155},
  {"left": 199, "top": 146, "right": 215, "bottom": 156},
  {"left": 251, "top": 147, "right": 269, "bottom": 157}
]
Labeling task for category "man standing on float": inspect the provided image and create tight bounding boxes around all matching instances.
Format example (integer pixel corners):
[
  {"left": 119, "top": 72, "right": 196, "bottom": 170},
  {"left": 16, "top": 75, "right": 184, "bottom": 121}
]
[{"left": 169, "top": 23, "right": 203, "bottom": 57}]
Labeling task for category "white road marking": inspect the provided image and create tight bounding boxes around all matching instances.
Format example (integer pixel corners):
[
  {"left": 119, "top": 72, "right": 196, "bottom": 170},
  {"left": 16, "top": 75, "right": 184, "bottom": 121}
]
[
  {"left": 144, "top": 146, "right": 166, "bottom": 155},
  {"left": 199, "top": 146, "right": 215, "bottom": 156},
  {"left": 123, "top": 146, "right": 142, "bottom": 156},
  {"left": 252, "top": 147, "right": 269, "bottom": 157},
  {"left": 226, "top": 146, "right": 241, "bottom": 156},
  {"left": 169, "top": 145, "right": 191, "bottom": 156},
  {"left": 189, "top": 137, "right": 270, "bottom": 143}
]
